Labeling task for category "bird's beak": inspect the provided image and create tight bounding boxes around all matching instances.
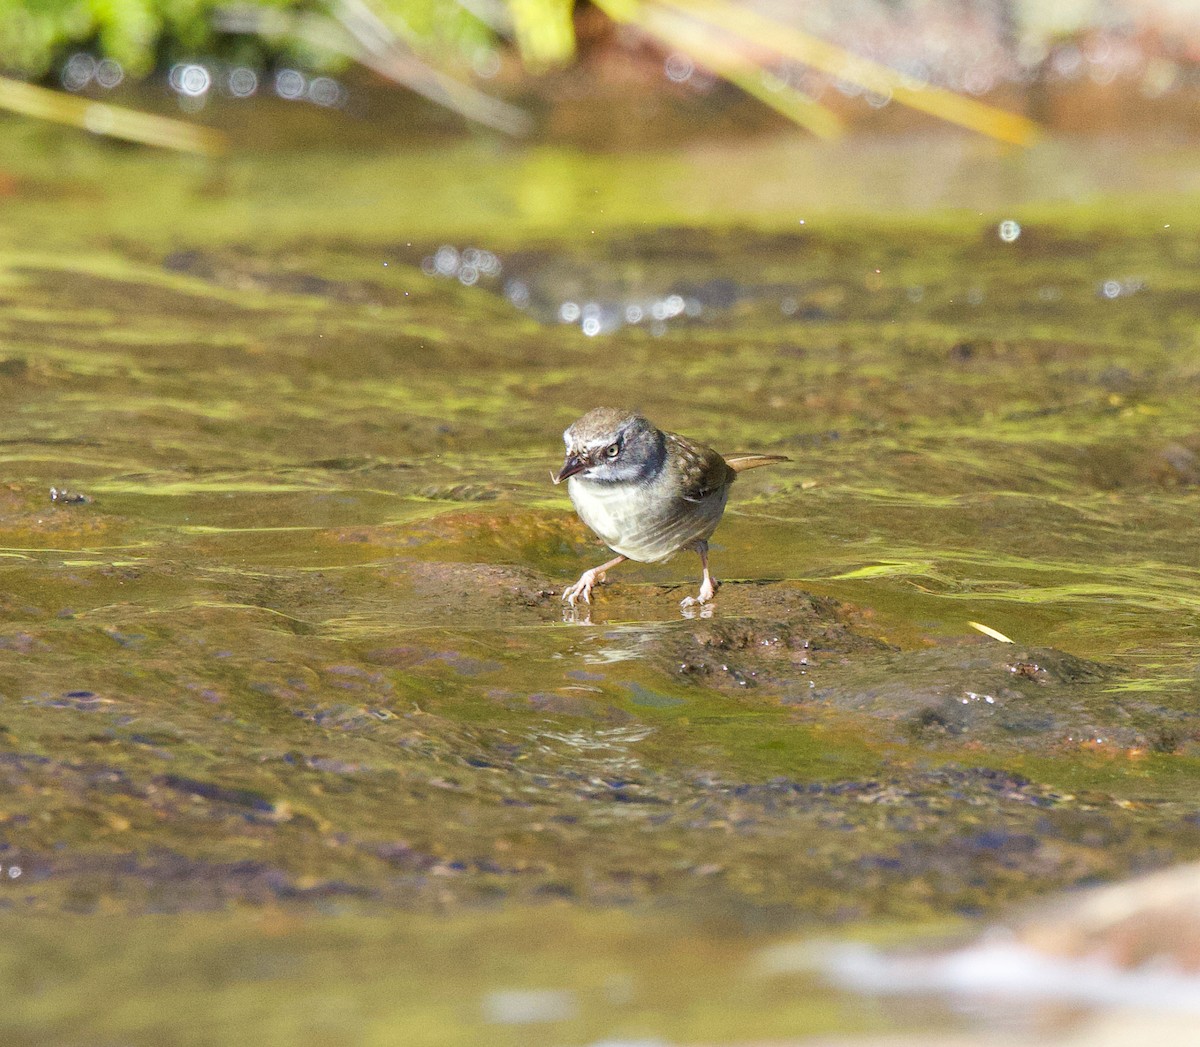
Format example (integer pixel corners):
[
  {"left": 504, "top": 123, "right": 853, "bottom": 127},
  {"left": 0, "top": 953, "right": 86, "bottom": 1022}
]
[{"left": 553, "top": 454, "right": 586, "bottom": 485}]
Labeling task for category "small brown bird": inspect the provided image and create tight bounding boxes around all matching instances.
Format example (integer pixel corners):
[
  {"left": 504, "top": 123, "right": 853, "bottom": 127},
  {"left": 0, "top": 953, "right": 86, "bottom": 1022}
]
[{"left": 553, "top": 408, "right": 788, "bottom": 606}]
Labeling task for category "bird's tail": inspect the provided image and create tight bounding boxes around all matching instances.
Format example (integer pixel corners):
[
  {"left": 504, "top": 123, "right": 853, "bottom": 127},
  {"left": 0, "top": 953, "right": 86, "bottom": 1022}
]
[{"left": 725, "top": 454, "right": 789, "bottom": 473}]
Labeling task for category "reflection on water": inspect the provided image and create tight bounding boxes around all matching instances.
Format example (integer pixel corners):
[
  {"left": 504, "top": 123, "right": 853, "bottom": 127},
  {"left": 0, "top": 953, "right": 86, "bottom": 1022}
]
[{"left": 577, "top": 626, "right": 680, "bottom": 664}]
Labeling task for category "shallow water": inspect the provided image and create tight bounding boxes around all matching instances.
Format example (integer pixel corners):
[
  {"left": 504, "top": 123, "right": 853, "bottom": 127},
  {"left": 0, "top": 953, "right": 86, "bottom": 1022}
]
[{"left": 3, "top": 122, "right": 1200, "bottom": 1044}]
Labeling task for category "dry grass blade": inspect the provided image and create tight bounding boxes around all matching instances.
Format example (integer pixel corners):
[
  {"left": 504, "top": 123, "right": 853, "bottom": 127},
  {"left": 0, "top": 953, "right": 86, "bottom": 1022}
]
[
  {"left": 632, "top": 4, "right": 842, "bottom": 138},
  {"left": 968, "top": 621, "right": 1015, "bottom": 644},
  {"left": 217, "top": 0, "right": 531, "bottom": 135},
  {"left": 335, "top": 0, "right": 532, "bottom": 133},
  {"left": 0, "top": 75, "right": 227, "bottom": 155},
  {"left": 652, "top": 0, "right": 1040, "bottom": 145}
]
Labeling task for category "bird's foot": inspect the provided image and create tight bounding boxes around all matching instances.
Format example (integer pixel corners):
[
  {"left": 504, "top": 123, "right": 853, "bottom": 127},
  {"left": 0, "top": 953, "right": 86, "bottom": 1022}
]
[
  {"left": 680, "top": 576, "right": 719, "bottom": 607},
  {"left": 562, "top": 568, "right": 606, "bottom": 606}
]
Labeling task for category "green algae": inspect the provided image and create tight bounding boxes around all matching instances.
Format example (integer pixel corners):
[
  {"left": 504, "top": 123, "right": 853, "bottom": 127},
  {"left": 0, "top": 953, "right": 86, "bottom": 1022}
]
[{"left": 3, "top": 126, "right": 1200, "bottom": 1041}]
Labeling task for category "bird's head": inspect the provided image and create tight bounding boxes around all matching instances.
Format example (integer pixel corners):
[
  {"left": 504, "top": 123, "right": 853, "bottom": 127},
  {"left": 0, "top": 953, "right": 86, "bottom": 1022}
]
[{"left": 553, "top": 408, "right": 665, "bottom": 485}]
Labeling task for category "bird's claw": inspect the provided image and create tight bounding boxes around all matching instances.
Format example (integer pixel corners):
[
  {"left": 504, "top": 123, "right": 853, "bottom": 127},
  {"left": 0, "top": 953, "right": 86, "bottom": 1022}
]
[
  {"left": 562, "top": 584, "right": 590, "bottom": 606},
  {"left": 562, "top": 569, "right": 604, "bottom": 606},
  {"left": 680, "top": 577, "right": 718, "bottom": 607}
]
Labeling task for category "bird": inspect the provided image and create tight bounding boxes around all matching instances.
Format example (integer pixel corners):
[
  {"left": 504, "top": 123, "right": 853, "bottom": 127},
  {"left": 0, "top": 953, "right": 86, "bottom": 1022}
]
[{"left": 552, "top": 407, "right": 788, "bottom": 606}]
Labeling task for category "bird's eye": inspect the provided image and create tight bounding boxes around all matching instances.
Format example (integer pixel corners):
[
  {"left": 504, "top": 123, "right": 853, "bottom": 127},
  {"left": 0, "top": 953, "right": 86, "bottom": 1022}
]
[{"left": 605, "top": 443, "right": 620, "bottom": 459}]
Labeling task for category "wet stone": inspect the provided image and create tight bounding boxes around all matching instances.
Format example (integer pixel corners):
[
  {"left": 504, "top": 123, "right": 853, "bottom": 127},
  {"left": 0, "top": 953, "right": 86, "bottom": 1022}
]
[
  {"left": 616, "top": 589, "right": 895, "bottom": 693},
  {"left": 155, "top": 775, "right": 278, "bottom": 814},
  {"left": 801, "top": 643, "right": 1131, "bottom": 750},
  {"left": 161, "top": 247, "right": 383, "bottom": 304}
]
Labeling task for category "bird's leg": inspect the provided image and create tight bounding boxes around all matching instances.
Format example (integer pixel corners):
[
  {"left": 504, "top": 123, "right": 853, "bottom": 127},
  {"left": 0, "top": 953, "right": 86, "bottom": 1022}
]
[
  {"left": 562, "top": 554, "right": 628, "bottom": 606},
  {"left": 681, "top": 541, "right": 718, "bottom": 606}
]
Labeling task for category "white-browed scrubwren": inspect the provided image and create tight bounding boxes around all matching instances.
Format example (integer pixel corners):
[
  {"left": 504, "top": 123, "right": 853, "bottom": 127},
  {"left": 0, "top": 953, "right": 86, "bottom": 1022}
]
[{"left": 554, "top": 407, "right": 788, "bottom": 606}]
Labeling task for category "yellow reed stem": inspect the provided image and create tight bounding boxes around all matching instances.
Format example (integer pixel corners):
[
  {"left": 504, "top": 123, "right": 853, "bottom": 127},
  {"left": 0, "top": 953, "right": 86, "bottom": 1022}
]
[
  {"left": 657, "top": 0, "right": 1039, "bottom": 145},
  {"left": 638, "top": 4, "right": 842, "bottom": 138},
  {"left": 0, "top": 75, "right": 228, "bottom": 155}
]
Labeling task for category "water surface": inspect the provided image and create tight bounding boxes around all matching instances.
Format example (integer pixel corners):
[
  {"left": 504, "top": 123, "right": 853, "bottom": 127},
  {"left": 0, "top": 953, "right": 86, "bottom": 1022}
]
[{"left": 3, "top": 123, "right": 1200, "bottom": 1044}]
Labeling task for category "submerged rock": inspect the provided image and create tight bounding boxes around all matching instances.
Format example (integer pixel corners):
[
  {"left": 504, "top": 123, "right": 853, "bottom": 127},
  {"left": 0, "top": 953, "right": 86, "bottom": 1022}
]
[{"left": 802, "top": 643, "right": 1128, "bottom": 749}]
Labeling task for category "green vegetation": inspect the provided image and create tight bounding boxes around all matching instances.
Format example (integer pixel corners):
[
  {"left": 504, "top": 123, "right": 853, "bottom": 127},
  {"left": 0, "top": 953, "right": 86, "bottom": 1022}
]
[
  {"left": 0, "top": 0, "right": 561, "bottom": 78},
  {"left": 0, "top": 0, "right": 1034, "bottom": 146}
]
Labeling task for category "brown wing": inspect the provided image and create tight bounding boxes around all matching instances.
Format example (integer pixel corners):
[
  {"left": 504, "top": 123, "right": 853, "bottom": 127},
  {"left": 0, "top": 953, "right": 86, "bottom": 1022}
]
[
  {"left": 665, "top": 432, "right": 736, "bottom": 502},
  {"left": 724, "top": 453, "right": 789, "bottom": 473}
]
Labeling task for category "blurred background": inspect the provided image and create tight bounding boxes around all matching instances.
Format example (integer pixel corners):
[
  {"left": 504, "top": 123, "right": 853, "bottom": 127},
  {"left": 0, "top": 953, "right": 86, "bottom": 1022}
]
[{"left": 5, "top": 0, "right": 1200, "bottom": 149}]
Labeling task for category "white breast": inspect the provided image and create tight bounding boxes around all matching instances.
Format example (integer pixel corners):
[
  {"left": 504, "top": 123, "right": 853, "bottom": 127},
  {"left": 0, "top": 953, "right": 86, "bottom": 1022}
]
[{"left": 568, "top": 475, "right": 729, "bottom": 563}]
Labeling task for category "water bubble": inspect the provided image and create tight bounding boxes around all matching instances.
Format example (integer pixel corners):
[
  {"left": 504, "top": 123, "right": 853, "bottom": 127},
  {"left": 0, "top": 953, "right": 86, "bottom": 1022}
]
[
  {"left": 998, "top": 219, "right": 1021, "bottom": 243},
  {"left": 664, "top": 294, "right": 684, "bottom": 317},
  {"left": 684, "top": 297, "right": 702, "bottom": 317},
  {"left": 780, "top": 296, "right": 798, "bottom": 316},
  {"left": 6, "top": 866, "right": 19, "bottom": 879},
  {"left": 176, "top": 64, "right": 211, "bottom": 97},
  {"left": 458, "top": 266, "right": 479, "bottom": 287},
  {"left": 1052, "top": 46, "right": 1083, "bottom": 79},
  {"left": 865, "top": 89, "right": 892, "bottom": 108},
  {"left": 95, "top": 59, "right": 124, "bottom": 89},
  {"left": 967, "top": 287, "right": 984, "bottom": 305},
  {"left": 274, "top": 69, "right": 306, "bottom": 100},
  {"left": 625, "top": 304, "right": 644, "bottom": 324},
  {"left": 62, "top": 53, "right": 97, "bottom": 91},
  {"left": 420, "top": 256, "right": 438, "bottom": 276},
  {"left": 559, "top": 302, "right": 581, "bottom": 323},
  {"left": 505, "top": 280, "right": 530, "bottom": 309},
  {"left": 1086, "top": 38, "right": 1113, "bottom": 65},
  {"left": 581, "top": 302, "right": 602, "bottom": 321},
  {"left": 1099, "top": 278, "right": 1144, "bottom": 300},
  {"left": 228, "top": 67, "right": 258, "bottom": 97},
  {"left": 308, "top": 76, "right": 344, "bottom": 107},
  {"left": 434, "top": 245, "right": 459, "bottom": 276},
  {"left": 581, "top": 316, "right": 602, "bottom": 337},
  {"left": 906, "top": 286, "right": 925, "bottom": 303},
  {"left": 650, "top": 300, "right": 669, "bottom": 321},
  {"left": 665, "top": 53, "right": 694, "bottom": 83}
]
